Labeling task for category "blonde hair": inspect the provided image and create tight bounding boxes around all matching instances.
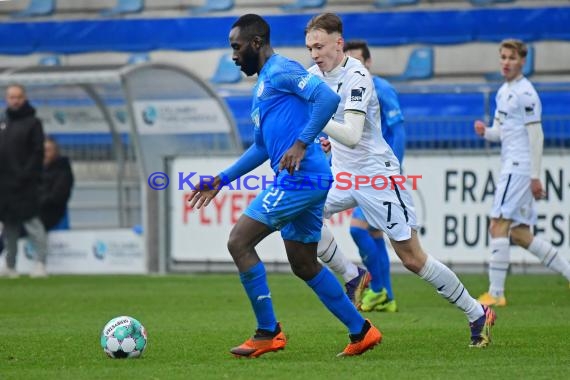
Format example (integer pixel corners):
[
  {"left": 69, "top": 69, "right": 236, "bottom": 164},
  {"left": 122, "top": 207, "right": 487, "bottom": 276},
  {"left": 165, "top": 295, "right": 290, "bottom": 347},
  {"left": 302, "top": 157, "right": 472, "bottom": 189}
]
[{"left": 500, "top": 39, "right": 527, "bottom": 58}]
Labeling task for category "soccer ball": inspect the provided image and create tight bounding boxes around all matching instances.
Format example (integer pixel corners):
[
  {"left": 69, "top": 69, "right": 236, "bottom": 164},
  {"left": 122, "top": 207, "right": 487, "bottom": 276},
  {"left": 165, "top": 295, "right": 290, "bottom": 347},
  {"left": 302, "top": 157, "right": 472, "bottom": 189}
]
[{"left": 100, "top": 316, "right": 147, "bottom": 358}]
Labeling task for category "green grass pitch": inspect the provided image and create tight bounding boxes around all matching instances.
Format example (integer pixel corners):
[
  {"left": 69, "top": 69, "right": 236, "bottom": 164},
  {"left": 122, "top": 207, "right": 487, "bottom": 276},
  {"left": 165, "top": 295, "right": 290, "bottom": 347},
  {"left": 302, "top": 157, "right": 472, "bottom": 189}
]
[{"left": 1, "top": 273, "right": 569, "bottom": 379}]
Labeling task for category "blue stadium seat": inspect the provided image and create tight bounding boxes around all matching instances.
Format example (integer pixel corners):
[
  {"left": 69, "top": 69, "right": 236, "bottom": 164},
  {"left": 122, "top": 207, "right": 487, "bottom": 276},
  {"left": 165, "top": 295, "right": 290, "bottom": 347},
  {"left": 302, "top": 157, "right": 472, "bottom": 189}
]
[
  {"left": 100, "top": 0, "right": 144, "bottom": 17},
  {"left": 210, "top": 53, "right": 242, "bottom": 84},
  {"left": 127, "top": 53, "right": 150, "bottom": 64},
  {"left": 11, "top": 0, "right": 55, "bottom": 18},
  {"left": 281, "top": 0, "right": 326, "bottom": 11},
  {"left": 470, "top": 0, "right": 516, "bottom": 6},
  {"left": 190, "top": 0, "right": 234, "bottom": 15},
  {"left": 39, "top": 55, "right": 61, "bottom": 66},
  {"left": 386, "top": 47, "right": 434, "bottom": 81},
  {"left": 374, "top": 0, "right": 419, "bottom": 8},
  {"left": 485, "top": 44, "right": 534, "bottom": 81}
]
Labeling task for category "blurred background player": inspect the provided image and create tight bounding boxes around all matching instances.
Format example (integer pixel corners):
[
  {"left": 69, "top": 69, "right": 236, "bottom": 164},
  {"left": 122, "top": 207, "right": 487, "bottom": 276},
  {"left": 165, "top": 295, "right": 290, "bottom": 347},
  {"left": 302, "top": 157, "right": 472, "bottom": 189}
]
[
  {"left": 474, "top": 39, "right": 570, "bottom": 306},
  {"left": 0, "top": 84, "right": 48, "bottom": 278},
  {"left": 40, "top": 136, "right": 74, "bottom": 231},
  {"left": 345, "top": 40, "right": 405, "bottom": 312},
  {"left": 188, "top": 14, "right": 381, "bottom": 358},
  {"left": 307, "top": 13, "right": 495, "bottom": 347},
  {"left": 0, "top": 136, "right": 74, "bottom": 258}
]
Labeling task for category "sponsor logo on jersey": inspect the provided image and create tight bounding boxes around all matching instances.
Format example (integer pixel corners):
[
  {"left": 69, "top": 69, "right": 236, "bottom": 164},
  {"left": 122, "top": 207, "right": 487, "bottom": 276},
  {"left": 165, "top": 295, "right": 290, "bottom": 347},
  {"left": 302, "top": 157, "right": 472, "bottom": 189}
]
[
  {"left": 354, "top": 70, "right": 366, "bottom": 77},
  {"left": 351, "top": 87, "right": 365, "bottom": 102},
  {"left": 298, "top": 73, "right": 313, "bottom": 90},
  {"left": 525, "top": 104, "right": 535, "bottom": 115}
]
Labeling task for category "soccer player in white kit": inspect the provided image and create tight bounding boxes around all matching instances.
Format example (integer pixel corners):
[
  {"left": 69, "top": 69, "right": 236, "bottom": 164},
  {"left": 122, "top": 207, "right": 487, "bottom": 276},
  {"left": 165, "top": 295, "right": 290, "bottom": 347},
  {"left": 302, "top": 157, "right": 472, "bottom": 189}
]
[
  {"left": 306, "top": 12, "right": 495, "bottom": 347},
  {"left": 474, "top": 39, "right": 570, "bottom": 307}
]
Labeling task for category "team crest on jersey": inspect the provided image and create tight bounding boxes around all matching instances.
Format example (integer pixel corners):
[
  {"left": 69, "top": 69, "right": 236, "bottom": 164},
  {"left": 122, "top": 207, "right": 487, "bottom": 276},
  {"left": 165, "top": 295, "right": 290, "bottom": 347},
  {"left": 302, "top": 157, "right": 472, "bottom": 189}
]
[
  {"left": 351, "top": 87, "right": 365, "bottom": 102},
  {"left": 525, "top": 104, "right": 535, "bottom": 115},
  {"left": 256, "top": 81, "right": 265, "bottom": 98}
]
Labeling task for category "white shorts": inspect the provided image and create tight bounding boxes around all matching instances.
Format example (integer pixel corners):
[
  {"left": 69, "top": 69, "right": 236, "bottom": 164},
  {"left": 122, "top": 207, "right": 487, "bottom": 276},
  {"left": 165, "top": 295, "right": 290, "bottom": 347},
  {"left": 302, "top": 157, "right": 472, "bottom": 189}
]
[
  {"left": 324, "top": 178, "right": 419, "bottom": 241},
  {"left": 490, "top": 173, "right": 536, "bottom": 226}
]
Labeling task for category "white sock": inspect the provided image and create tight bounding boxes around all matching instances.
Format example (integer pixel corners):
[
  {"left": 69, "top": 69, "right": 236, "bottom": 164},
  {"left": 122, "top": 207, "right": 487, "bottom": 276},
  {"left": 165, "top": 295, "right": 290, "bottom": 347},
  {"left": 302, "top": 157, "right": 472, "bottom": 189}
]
[
  {"left": 317, "top": 224, "right": 359, "bottom": 283},
  {"left": 488, "top": 237, "right": 510, "bottom": 298},
  {"left": 528, "top": 237, "right": 570, "bottom": 281},
  {"left": 419, "top": 255, "right": 483, "bottom": 322}
]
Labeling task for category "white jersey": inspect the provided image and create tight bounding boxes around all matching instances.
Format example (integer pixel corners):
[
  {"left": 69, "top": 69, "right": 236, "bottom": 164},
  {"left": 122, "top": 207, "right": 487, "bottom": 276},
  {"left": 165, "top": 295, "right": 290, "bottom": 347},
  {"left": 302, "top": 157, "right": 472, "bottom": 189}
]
[
  {"left": 308, "top": 56, "right": 400, "bottom": 178},
  {"left": 494, "top": 76, "right": 542, "bottom": 176}
]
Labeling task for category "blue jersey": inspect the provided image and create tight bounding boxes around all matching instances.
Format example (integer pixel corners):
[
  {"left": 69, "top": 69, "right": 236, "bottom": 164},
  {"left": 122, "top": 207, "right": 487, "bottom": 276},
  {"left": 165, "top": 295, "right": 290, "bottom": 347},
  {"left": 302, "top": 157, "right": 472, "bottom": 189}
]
[
  {"left": 373, "top": 76, "right": 405, "bottom": 163},
  {"left": 251, "top": 54, "right": 331, "bottom": 177}
]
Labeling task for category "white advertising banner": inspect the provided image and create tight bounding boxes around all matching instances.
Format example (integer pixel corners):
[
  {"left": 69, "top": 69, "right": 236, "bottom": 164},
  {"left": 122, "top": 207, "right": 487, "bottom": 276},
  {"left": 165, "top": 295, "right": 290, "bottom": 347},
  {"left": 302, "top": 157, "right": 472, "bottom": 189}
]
[
  {"left": 133, "top": 99, "right": 231, "bottom": 134},
  {"left": 37, "top": 105, "right": 130, "bottom": 133},
  {"left": 1, "top": 229, "right": 146, "bottom": 274},
  {"left": 169, "top": 155, "right": 569, "bottom": 265}
]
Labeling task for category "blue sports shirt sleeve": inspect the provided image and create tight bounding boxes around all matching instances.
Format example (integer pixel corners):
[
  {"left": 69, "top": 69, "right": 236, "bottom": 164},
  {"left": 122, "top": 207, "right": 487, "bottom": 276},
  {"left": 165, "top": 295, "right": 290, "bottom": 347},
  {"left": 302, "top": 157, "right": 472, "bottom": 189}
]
[
  {"left": 219, "top": 133, "right": 268, "bottom": 184},
  {"left": 375, "top": 77, "right": 404, "bottom": 127},
  {"left": 271, "top": 66, "right": 340, "bottom": 145},
  {"left": 375, "top": 76, "right": 406, "bottom": 163},
  {"left": 389, "top": 121, "right": 406, "bottom": 164},
  {"left": 298, "top": 83, "right": 340, "bottom": 145}
]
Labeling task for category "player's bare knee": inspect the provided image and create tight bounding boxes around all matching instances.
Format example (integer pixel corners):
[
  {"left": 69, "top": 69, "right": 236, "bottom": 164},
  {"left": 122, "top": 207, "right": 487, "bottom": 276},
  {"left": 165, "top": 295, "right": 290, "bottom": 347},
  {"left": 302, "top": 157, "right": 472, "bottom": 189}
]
[
  {"left": 401, "top": 256, "right": 423, "bottom": 274},
  {"left": 350, "top": 218, "right": 368, "bottom": 230},
  {"left": 227, "top": 233, "right": 249, "bottom": 256},
  {"left": 369, "top": 230, "right": 383, "bottom": 239},
  {"left": 489, "top": 218, "right": 510, "bottom": 238},
  {"left": 510, "top": 226, "right": 532, "bottom": 248},
  {"left": 290, "top": 262, "right": 319, "bottom": 281}
]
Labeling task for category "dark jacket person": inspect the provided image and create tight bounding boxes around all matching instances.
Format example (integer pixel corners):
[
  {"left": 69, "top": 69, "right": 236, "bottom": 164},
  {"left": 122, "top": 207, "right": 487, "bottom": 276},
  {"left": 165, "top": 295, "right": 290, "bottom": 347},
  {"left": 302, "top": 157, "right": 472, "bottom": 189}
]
[
  {"left": 0, "top": 91, "right": 44, "bottom": 223},
  {"left": 0, "top": 84, "right": 48, "bottom": 278},
  {"left": 40, "top": 137, "right": 74, "bottom": 230}
]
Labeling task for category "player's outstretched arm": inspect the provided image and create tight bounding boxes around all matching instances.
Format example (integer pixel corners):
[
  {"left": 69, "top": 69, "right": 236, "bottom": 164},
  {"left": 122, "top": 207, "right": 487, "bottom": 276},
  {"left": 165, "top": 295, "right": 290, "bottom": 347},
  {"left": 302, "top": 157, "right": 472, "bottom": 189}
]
[
  {"left": 188, "top": 144, "right": 268, "bottom": 209},
  {"left": 280, "top": 82, "right": 339, "bottom": 174},
  {"left": 220, "top": 143, "right": 269, "bottom": 184}
]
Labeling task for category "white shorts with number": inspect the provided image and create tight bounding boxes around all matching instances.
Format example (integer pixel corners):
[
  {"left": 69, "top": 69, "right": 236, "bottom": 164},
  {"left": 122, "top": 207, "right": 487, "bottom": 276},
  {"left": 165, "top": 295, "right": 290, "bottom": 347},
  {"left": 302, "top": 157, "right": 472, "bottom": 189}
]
[
  {"left": 324, "top": 179, "right": 419, "bottom": 241},
  {"left": 490, "top": 173, "right": 536, "bottom": 226}
]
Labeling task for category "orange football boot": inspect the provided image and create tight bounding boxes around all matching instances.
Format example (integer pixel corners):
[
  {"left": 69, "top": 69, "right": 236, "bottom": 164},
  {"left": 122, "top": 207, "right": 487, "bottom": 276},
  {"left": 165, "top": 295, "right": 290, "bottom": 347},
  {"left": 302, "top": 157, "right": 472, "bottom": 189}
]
[{"left": 230, "top": 323, "right": 287, "bottom": 358}]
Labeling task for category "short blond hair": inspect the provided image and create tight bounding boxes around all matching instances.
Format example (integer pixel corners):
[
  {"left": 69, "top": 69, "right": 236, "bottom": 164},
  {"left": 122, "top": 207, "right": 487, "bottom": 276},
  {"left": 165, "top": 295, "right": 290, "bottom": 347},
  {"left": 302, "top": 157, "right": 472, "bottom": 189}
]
[
  {"left": 500, "top": 39, "right": 527, "bottom": 58},
  {"left": 305, "top": 13, "right": 343, "bottom": 35}
]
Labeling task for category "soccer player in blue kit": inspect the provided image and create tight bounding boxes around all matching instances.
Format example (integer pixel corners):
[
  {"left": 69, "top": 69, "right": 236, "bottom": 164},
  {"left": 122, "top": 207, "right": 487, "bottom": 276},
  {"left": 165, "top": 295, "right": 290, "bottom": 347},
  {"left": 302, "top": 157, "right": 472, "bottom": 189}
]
[{"left": 188, "top": 14, "right": 381, "bottom": 358}]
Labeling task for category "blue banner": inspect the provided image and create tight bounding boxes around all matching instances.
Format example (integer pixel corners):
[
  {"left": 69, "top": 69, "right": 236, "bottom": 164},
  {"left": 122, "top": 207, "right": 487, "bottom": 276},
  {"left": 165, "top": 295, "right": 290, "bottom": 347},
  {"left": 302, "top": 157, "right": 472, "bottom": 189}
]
[{"left": 1, "top": 7, "right": 569, "bottom": 54}]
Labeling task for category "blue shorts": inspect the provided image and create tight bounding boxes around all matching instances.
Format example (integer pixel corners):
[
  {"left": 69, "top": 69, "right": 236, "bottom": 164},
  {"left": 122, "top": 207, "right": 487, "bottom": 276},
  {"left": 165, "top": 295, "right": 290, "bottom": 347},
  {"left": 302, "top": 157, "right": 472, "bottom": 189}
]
[
  {"left": 244, "top": 171, "right": 331, "bottom": 243},
  {"left": 352, "top": 206, "right": 379, "bottom": 232}
]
